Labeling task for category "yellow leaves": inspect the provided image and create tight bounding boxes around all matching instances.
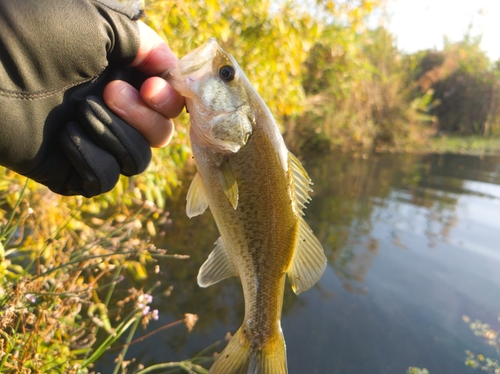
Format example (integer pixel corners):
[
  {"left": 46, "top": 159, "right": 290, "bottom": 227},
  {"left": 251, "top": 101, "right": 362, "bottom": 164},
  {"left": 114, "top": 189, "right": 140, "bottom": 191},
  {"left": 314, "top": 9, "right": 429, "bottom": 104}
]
[
  {"left": 146, "top": 0, "right": 403, "bottom": 150},
  {"left": 350, "top": 7, "right": 361, "bottom": 24},
  {"left": 218, "top": 23, "right": 232, "bottom": 43},
  {"left": 144, "top": 0, "right": 328, "bottom": 122},
  {"left": 125, "top": 260, "right": 149, "bottom": 281},
  {"left": 88, "top": 303, "right": 113, "bottom": 334},
  {"left": 276, "top": 17, "right": 286, "bottom": 35},
  {"left": 325, "top": 0, "right": 336, "bottom": 13},
  {"left": 205, "top": 0, "right": 221, "bottom": 13},
  {"left": 364, "top": 0, "right": 377, "bottom": 13},
  {"left": 146, "top": 219, "right": 156, "bottom": 237}
]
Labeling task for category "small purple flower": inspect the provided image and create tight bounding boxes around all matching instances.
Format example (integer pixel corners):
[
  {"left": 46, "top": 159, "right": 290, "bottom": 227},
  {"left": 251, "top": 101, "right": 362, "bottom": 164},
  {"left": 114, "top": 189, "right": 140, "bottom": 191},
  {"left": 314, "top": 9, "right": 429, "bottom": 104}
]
[
  {"left": 137, "top": 293, "right": 155, "bottom": 316},
  {"left": 138, "top": 293, "right": 153, "bottom": 305},
  {"left": 152, "top": 309, "right": 159, "bottom": 320},
  {"left": 25, "top": 294, "right": 36, "bottom": 303}
]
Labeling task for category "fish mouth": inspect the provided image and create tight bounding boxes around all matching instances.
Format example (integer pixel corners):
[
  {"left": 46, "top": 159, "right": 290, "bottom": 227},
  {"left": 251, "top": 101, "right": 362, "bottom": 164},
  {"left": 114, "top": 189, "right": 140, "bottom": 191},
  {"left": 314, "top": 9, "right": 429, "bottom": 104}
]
[
  {"left": 178, "top": 38, "right": 219, "bottom": 75},
  {"left": 162, "top": 38, "right": 220, "bottom": 95},
  {"left": 170, "top": 38, "right": 220, "bottom": 77},
  {"left": 160, "top": 66, "right": 175, "bottom": 80}
]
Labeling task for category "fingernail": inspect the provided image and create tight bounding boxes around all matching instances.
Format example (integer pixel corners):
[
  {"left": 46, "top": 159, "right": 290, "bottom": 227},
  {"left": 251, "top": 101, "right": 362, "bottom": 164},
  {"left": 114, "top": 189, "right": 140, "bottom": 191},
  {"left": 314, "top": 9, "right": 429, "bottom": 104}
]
[
  {"left": 150, "top": 80, "right": 171, "bottom": 109},
  {"left": 113, "top": 84, "right": 139, "bottom": 111}
]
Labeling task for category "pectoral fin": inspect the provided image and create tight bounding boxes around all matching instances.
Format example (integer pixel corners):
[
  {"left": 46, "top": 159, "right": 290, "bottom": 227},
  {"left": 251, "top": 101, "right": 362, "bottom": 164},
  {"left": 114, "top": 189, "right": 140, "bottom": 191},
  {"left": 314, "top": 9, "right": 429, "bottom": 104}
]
[
  {"left": 287, "top": 218, "right": 327, "bottom": 295},
  {"left": 186, "top": 172, "right": 209, "bottom": 218},
  {"left": 218, "top": 160, "right": 238, "bottom": 209},
  {"left": 288, "top": 152, "right": 313, "bottom": 214},
  {"left": 198, "top": 237, "right": 238, "bottom": 287}
]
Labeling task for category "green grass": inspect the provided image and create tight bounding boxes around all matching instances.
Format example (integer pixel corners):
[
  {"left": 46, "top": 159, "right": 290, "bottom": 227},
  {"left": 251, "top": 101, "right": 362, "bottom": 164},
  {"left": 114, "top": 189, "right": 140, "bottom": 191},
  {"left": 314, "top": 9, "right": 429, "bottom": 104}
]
[{"left": 412, "top": 135, "right": 500, "bottom": 156}]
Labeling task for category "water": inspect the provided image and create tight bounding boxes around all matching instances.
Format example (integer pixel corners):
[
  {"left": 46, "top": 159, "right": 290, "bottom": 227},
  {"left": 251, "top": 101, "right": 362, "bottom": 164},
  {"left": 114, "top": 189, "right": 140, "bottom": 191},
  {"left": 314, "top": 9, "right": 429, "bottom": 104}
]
[{"left": 96, "top": 152, "right": 500, "bottom": 373}]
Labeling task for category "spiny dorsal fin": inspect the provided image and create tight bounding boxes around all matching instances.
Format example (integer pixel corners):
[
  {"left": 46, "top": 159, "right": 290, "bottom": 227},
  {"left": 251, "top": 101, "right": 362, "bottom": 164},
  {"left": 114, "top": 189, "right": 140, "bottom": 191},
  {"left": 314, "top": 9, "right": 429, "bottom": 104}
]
[
  {"left": 186, "top": 172, "right": 209, "bottom": 218},
  {"left": 198, "top": 237, "right": 238, "bottom": 288},
  {"left": 218, "top": 160, "right": 238, "bottom": 209},
  {"left": 287, "top": 217, "right": 327, "bottom": 294},
  {"left": 288, "top": 152, "right": 313, "bottom": 214}
]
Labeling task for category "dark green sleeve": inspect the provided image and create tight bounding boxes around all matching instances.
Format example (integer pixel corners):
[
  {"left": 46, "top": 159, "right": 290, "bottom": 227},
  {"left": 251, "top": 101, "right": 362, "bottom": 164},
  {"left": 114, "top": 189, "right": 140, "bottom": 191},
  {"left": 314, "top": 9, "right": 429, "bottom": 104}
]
[{"left": 0, "top": 0, "right": 152, "bottom": 197}]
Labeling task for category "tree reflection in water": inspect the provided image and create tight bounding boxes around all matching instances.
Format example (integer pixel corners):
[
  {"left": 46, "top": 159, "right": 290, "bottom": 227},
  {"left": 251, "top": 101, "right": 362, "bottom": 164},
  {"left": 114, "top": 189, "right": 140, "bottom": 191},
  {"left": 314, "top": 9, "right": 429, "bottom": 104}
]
[{"left": 95, "top": 152, "right": 500, "bottom": 373}]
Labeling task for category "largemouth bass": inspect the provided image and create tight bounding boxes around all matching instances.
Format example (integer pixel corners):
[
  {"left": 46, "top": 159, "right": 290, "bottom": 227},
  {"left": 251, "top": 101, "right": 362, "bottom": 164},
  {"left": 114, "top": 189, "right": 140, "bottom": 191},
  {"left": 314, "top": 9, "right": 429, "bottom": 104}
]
[{"left": 165, "top": 38, "right": 327, "bottom": 374}]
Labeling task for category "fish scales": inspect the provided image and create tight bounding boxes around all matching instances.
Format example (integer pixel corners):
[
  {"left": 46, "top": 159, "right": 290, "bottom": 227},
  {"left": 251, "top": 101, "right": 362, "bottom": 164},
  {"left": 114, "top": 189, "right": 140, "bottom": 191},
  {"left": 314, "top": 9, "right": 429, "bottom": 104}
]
[
  {"left": 165, "top": 38, "right": 327, "bottom": 374},
  {"left": 208, "top": 132, "right": 296, "bottom": 342}
]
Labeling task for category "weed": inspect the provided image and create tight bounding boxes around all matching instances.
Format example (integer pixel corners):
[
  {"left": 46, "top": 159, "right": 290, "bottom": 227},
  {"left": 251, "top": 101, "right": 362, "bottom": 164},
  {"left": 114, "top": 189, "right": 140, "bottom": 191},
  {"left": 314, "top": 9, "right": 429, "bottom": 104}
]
[{"left": 0, "top": 169, "right": 197, "bottom": 373}]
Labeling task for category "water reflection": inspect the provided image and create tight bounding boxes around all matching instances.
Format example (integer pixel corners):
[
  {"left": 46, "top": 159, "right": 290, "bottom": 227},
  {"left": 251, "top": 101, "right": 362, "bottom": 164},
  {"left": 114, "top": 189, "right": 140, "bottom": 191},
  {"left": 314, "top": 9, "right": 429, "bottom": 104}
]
[{"left": 96, "top": 152, "right": 500, "bottom": 374}]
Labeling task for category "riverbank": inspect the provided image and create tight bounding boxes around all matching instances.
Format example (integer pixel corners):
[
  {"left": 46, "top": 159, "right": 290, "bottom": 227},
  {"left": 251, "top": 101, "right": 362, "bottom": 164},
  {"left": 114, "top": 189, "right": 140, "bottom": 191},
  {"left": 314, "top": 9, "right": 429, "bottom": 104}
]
[
  {"left": 296, "top": 133, "right": 500, "bottom": 158},
  {"left": 399, "top": 135, "right": 500, "bottom": 156}
]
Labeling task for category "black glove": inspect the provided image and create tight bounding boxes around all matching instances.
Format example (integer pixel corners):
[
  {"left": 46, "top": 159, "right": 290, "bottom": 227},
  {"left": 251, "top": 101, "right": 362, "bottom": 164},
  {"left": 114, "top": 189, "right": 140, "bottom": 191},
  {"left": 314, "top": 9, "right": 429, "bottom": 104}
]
[{"left": 0, "top": 0, "right": 152, "bottom": 197}]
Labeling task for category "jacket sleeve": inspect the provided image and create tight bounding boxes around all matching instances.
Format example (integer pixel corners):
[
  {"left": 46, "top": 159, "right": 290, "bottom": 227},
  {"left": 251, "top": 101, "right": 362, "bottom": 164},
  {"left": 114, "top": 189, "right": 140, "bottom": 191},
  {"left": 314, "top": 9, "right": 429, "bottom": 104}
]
[{"left": 0, "top": 0, "right": 152, "bottom": 197}]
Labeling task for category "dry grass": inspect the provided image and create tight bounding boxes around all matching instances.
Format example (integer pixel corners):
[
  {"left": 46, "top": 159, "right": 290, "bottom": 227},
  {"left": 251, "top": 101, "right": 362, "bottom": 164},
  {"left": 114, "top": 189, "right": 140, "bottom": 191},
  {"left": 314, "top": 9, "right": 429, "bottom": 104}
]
[{"left": 0, "top": 169, "right": 199, "bottom": 373}]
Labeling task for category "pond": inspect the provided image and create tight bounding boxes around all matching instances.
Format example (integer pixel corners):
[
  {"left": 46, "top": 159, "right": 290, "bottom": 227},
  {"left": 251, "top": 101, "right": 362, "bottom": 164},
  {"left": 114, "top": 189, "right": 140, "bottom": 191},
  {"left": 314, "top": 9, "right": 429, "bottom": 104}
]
[{"left": 96, "top": 151, "right": 500, "bottom": 374}]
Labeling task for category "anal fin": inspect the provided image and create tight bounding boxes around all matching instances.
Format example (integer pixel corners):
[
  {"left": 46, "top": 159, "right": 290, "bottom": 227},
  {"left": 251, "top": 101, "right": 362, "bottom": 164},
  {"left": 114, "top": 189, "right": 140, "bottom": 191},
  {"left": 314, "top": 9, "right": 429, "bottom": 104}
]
[{"left": 198, "top": 237, "right": 238, "bottom": 288}]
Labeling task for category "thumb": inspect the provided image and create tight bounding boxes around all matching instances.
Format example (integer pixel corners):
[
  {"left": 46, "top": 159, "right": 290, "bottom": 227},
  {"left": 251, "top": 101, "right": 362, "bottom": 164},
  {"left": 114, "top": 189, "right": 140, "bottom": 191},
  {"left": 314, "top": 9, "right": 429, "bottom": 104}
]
[{"left": 131, "top": 21, "right": 179, "bottom": 75}]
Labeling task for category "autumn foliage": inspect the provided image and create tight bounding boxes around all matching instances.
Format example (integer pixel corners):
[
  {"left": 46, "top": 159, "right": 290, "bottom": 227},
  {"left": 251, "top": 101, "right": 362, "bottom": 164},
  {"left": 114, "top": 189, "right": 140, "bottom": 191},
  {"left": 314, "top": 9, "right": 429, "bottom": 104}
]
[{"left": 144, "top": 0, "right": 500, "bottom": 152}]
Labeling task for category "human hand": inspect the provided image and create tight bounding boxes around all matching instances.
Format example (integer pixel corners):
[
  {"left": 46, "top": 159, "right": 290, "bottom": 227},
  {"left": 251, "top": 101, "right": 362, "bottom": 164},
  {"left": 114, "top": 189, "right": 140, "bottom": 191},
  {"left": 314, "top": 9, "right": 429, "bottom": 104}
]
[
  {"left": 0, "top": 0, "right": 184, "bottom": 197},
  {"left": 104, "top": 21, "right": 185, "bottom": 148}
]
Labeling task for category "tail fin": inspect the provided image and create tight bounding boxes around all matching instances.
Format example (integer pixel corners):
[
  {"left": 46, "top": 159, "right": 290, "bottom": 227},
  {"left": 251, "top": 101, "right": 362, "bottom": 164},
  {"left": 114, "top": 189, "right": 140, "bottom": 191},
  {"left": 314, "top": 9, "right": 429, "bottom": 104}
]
[{"left": 209, "top": 327, "right": 288, "bottom": 374}]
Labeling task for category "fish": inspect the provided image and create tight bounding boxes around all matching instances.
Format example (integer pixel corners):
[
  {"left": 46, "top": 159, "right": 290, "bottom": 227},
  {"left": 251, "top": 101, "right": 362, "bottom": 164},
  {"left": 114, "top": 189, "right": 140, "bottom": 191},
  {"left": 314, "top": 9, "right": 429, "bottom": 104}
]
[{"left": 165, "top": 38, "right": 327, "bottom": 374}]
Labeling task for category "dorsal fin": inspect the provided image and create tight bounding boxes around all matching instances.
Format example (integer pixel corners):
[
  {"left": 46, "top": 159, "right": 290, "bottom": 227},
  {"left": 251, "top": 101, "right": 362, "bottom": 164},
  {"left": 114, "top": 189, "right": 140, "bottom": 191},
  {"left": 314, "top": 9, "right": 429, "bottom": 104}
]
[
  {"left": 186, "top": 172, "right": 209, "bottom": 218},
  {"left": 287, "top": 217, "right": 327, "bottom": 294},
  {"left": 197, "top": 237, "right": 238, "bottom": 287},
  {"left": 288, "top": 152, "right": 313, "bottom": 214},
  {"left": 218, "top": 159, "right": 238, "bottom": 209}
]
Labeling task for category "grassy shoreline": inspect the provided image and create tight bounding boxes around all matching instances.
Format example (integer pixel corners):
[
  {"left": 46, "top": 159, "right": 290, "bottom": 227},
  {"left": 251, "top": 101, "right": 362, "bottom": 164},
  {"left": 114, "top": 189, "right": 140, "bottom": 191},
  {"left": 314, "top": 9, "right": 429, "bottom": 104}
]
[
  {"left": 302, "top": 135, "right": 500, "bottom": 158},
  {"left": 408, "top": 135, "right": 500, "bottom": 156}
]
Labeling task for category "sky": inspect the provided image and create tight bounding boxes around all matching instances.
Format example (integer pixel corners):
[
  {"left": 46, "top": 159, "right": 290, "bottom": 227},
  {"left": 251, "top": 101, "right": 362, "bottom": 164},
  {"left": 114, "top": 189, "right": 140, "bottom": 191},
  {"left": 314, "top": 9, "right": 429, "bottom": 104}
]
[{"left": 385, "top": 0, "right": 500, "bottom": 61}]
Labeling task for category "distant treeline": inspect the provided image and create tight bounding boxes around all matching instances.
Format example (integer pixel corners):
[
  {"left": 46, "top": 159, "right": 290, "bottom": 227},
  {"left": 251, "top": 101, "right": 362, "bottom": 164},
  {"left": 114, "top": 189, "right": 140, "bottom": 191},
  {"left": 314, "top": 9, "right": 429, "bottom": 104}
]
[
  {"left": 414, "top": 38, "right": 500, "bottom": 137},
  {"left": 295, "top": 29, "right": 500, "bottom": 152},
  {"left": 146, "top": 0, "right": 500, "bottom": 153}
]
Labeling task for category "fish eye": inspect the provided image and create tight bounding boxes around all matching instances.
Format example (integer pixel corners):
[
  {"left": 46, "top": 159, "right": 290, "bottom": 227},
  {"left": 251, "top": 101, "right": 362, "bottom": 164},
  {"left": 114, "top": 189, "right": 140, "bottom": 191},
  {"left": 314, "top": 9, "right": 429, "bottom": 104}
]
[{"left": 219, "top": 65, "right": 236, "bottom": 82}]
